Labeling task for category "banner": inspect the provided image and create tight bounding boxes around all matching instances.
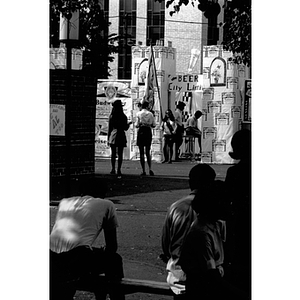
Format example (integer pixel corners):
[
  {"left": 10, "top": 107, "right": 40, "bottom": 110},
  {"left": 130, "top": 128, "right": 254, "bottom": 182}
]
[
  {"left": 168, "top": 74, "right": 203, "bottom": 92},
  {"left": 144, "top": 46, "right": 161, "bottom": 113},
  {"left": 243, "top": 79, "right": 251, "bottom": 121}
]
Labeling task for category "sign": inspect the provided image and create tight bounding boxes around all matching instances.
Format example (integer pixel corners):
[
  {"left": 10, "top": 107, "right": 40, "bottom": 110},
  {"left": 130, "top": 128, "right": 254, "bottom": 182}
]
[
  {"left": 244, "top": 79, "right": 251, "bottom": 121},
  {"left": 168, "top": 74, "right": 203, "bottom": 92},
  {"left": 50, "top": 104, "right": 65, "bottom": 136}
]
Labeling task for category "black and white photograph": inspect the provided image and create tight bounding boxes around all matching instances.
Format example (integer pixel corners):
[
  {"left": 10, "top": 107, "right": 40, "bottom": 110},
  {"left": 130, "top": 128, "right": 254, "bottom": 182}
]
[{"left": 4, "top": 1, "right": 300, "bottom": 300}]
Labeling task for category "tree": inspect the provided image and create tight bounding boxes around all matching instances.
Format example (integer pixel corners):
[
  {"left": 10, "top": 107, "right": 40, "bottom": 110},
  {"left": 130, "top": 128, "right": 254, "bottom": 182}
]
[
  {"left": 156, "top": 0, "right": 251, "bottom": 66},
  {"left": 50, "top": 0, "right": 119, "bottom": 78}
]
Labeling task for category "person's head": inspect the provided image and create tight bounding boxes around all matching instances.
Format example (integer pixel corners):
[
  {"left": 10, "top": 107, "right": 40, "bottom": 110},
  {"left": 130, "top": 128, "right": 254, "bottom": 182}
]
[
  {"left": 79, "top": 176, "right": 108, "bottom": 199},
  {"left": 111, "top": 99, "right": 124, "bottom": 115},
  {"left": 188, "top": 163, "right": 216, "bottom": 191},
  {"left": 194, "top": 110, "right": 203, "bottom": 119},
  {"left": 229, "top": 129, "right": 251, "bottom": 161},
  {"left": 163, "top": 109, "right": 175, "bottom": 122},
  {"left": 176, "top": 101, "right": 186, "bottom": 111},
  {"left": 141, "top": 101, "right": 149, "bottom": 110},
  {"left": 192, "top": 180, "right": 227, "bottom": 221}
]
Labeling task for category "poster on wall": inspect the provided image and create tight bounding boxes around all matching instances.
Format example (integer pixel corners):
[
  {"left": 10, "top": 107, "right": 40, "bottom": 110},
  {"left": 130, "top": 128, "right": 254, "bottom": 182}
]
[
  {"left": 50, "top": 104, "right": 65, "bottom": 136},
  {"left": 243, "top": 79, "right": 251, "bottom": 121}
]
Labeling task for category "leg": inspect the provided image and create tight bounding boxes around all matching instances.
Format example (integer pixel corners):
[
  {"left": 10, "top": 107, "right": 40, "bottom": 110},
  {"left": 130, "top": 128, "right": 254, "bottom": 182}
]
[
  {"left": 145, "top": 145, "right": 153, "bottom": 175},
  {"left": 117, "top": 147, "right": 124, "bottom": 176},
  {"left": 91, "top": 249, "right": 125, "bottom": 300},
  {"left": 169, "top": 141, "right": 174, "bottom": 163},
  {"left": 162, "top": 137, "right": 169, "bottom": 162},
  {"left": 198, "top": 134, "right": 202, "bottom": 153},
  {"left": 139, "top": 146, "right": 146, "bottom": 174},
  {"left": 110, "top": 145, "right": 116, "bottom": 174},
  {"left": 175, "top": 134, "right": 183, "bottom": 160}
]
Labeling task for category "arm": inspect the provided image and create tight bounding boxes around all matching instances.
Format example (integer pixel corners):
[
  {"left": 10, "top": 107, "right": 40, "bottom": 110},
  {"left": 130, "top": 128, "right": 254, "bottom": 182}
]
[
  {"left": 107, "top": 115, "right": 112, "bottom": 139},
  {"left": 135, "top": 113, "right": 140, "bottom": 128},
  {"left": 151, "top": 113, "right": 156, "bottom": 128},
  {"left": 103, "top": 226, "right": 118, "bottom": 253}
]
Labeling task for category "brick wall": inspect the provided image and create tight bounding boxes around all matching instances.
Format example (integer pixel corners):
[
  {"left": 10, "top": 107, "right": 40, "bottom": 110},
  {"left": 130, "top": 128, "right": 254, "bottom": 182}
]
[{"left": 50, "top": 70, "right": 97, "bottom": 180}]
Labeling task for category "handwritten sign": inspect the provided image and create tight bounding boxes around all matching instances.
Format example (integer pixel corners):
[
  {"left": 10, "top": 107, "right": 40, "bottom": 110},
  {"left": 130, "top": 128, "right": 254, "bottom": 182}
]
[
  {"left": 168, "top": 74, "right": 203, "bottom": 92},
  {"left": 50, "top": 104, "right": 65, "bottom": 136}
]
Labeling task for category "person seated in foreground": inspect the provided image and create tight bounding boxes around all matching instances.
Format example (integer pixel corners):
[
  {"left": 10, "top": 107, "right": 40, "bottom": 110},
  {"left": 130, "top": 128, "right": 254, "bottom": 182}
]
[
  {"left": 50, "top": 177, "right": 124, "bottom": 300},
  {"left": 161, "top": 164, "right": 216, "bottom": 299},
  {"left": 179, "top": 180, "right": 248, "bottom": 300}
]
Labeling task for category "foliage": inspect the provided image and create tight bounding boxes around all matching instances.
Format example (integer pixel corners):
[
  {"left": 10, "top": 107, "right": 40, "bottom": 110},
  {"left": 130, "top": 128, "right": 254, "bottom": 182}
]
[
  {"left": 156, "top": 0, "right": 251, "bottom": 67},
  {"left": 50, "top": 0, "right": 119, "bottom": 78}
]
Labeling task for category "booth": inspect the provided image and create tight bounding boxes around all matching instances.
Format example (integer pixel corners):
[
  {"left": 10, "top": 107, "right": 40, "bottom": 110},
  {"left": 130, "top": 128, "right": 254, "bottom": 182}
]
[{"left": 95, "top": 44, "right": 251, "bottom": 164}]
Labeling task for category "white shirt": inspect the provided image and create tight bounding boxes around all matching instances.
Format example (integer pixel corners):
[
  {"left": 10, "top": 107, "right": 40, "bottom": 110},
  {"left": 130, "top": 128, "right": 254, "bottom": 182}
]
[
  {"left": 50, "top": 196, "right": 118, "bottom": 253},
  {"left": 174, "top": 109, "right": 183, "bottom": 127},
  {"left": 135, "top": 109, "right": 156, "bottom": 128}
]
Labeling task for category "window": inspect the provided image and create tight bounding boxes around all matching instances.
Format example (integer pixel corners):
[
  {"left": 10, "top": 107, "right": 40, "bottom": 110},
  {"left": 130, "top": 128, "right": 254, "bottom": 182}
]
[
  {"left": 146, "top": 0, "right": 165, "bottom": 46},
  {"left": 118, "top": 0, "right": 137, "bottom": 79}
]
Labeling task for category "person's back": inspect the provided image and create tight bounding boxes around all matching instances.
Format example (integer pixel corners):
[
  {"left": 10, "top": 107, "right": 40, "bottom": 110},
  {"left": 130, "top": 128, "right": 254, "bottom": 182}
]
[
  {"left": 161, "top": 164, "right": 216, "bottom": 299},
  {"left": 50, "top": 178, "right": 124, "bottom": 300},
  {"left": 50, "top": 196, "right": 118, "bottom": 253},
  {"left": 225, "top": 129, "right": 251, "bottom": 296},
  {"left": 179, "top": 181, "right": 247, "bottom": 300}
]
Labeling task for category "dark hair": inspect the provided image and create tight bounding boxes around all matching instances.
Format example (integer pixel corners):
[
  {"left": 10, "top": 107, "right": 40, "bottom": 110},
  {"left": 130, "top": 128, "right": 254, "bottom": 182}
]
[
  {"left": 188, "top": 164, "right": 216, "bottom": 191},
  {"left": 229, "top": 129, "right": 251, "bottom": 160},
  {"left": 162, "top": 109, "right": 175, "bottom": 122},
  {"left": 176, "top": 101, "right": 186, "bottom": 110},
  {"left": 192, "top": 180, "right": 226, "bottom": 221},
  {"left": 141, "top": 101, "right": 149, "bottom": 109}
]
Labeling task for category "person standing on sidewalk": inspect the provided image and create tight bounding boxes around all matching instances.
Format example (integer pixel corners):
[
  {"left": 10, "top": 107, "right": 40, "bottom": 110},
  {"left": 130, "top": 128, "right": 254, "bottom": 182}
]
[
  {"left": 185, "top": 110, "right": 203, "bottom": 155},
  {"left": 161, "top": 164, "right": 216, "bottom": 299},
  {"left": 173, "top": 101, "right": 186, "bottom": 161},
  {"left": 160, "top": 109, "right": 177, "bottom": 163},
  {"left": 135, "top": 100, "right": 156, "bottom": 176},
  {"left": 107, "top": 100, "right": 132, "bottom": 178},
  {"left": 50, "top": 178, "right": 125, "bottom": 300}
]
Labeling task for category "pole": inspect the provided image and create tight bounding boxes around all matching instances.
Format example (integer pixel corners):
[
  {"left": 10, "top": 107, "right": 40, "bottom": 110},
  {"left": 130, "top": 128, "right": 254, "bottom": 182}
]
[{"left": 65, "top": 13, "right": 72, "bottom": 197}]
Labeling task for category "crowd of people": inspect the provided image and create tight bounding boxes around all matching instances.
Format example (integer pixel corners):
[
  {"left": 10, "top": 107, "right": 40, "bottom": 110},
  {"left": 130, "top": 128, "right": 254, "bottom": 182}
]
[
  {"left": 107, "top": 99, "right": 204, "bottom": 177},
  {"left": 50, "top": 97, "right": 251, "bottom": 300}
]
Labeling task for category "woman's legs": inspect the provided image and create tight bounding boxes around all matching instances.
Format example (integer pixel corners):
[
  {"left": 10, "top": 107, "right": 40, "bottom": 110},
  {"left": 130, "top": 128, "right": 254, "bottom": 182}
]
[
  {"left": 139, "top": 146, "right": 146, "bottom": 174},
  {"left": 117, "top": 147, "right": 124, "bottom": 175},
  {"left": 162, "top": 138, "right": 169, "bottom": 163},
  {"left": 145, "top": 145, "right": 154, "bottom": 175},
  {"left": 169, "top": 141, "right": 174, "bottom": 163},
  {"left": 110, "top": 145, "right": 116, "bottom": 174}
]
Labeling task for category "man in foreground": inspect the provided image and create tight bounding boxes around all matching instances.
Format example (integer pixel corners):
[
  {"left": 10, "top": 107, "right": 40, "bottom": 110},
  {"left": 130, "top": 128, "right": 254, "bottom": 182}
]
[
  {"left": 161, "top": 164, "right": 216, "bottom": 299},
  {"left": 50, "top": 178, "right": 124, "bottom": 300}
]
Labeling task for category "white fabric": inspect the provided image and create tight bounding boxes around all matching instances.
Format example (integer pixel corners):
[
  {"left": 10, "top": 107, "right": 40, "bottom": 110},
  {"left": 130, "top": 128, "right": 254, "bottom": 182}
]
[
  {"left": 135, "top": 109, "right": 156, "bottom": 128},
  {"left": 50, "top": 196, "right": 118, "bottom": 253},
  {"left": 166, "top": 258, "right": 186, "bottom": 295}
]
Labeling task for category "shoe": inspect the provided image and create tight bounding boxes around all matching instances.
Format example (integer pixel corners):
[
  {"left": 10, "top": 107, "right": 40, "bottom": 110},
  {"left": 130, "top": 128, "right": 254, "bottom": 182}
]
[
  {"left": 110, "top": 169, "right": 116, "bottom": 175},
  {"left": 168, "top": 161, "right": 172, "bottom": 164},
  {"left": 140, "top": 172, "right": 146, "bottom": 176},
  {"left": 117, "top": 171, "right": 122, "bottom": 178},
  {"left": 161, "top": 160, "right": 167, "bottom": 164},
  {"left": 149, "top": 170, "right": 154, "bottom": 176}
]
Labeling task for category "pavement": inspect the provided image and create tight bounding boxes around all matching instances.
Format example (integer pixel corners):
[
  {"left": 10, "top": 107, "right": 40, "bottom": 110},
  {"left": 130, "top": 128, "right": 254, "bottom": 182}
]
[{"left": 50, "top": 158, "right": 232, "bottom": 300}]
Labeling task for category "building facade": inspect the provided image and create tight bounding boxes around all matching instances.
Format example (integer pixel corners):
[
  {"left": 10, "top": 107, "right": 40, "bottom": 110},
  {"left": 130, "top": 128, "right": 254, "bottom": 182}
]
[{"left": 105, "top": 0, "right": 226, "bottom": 80}]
